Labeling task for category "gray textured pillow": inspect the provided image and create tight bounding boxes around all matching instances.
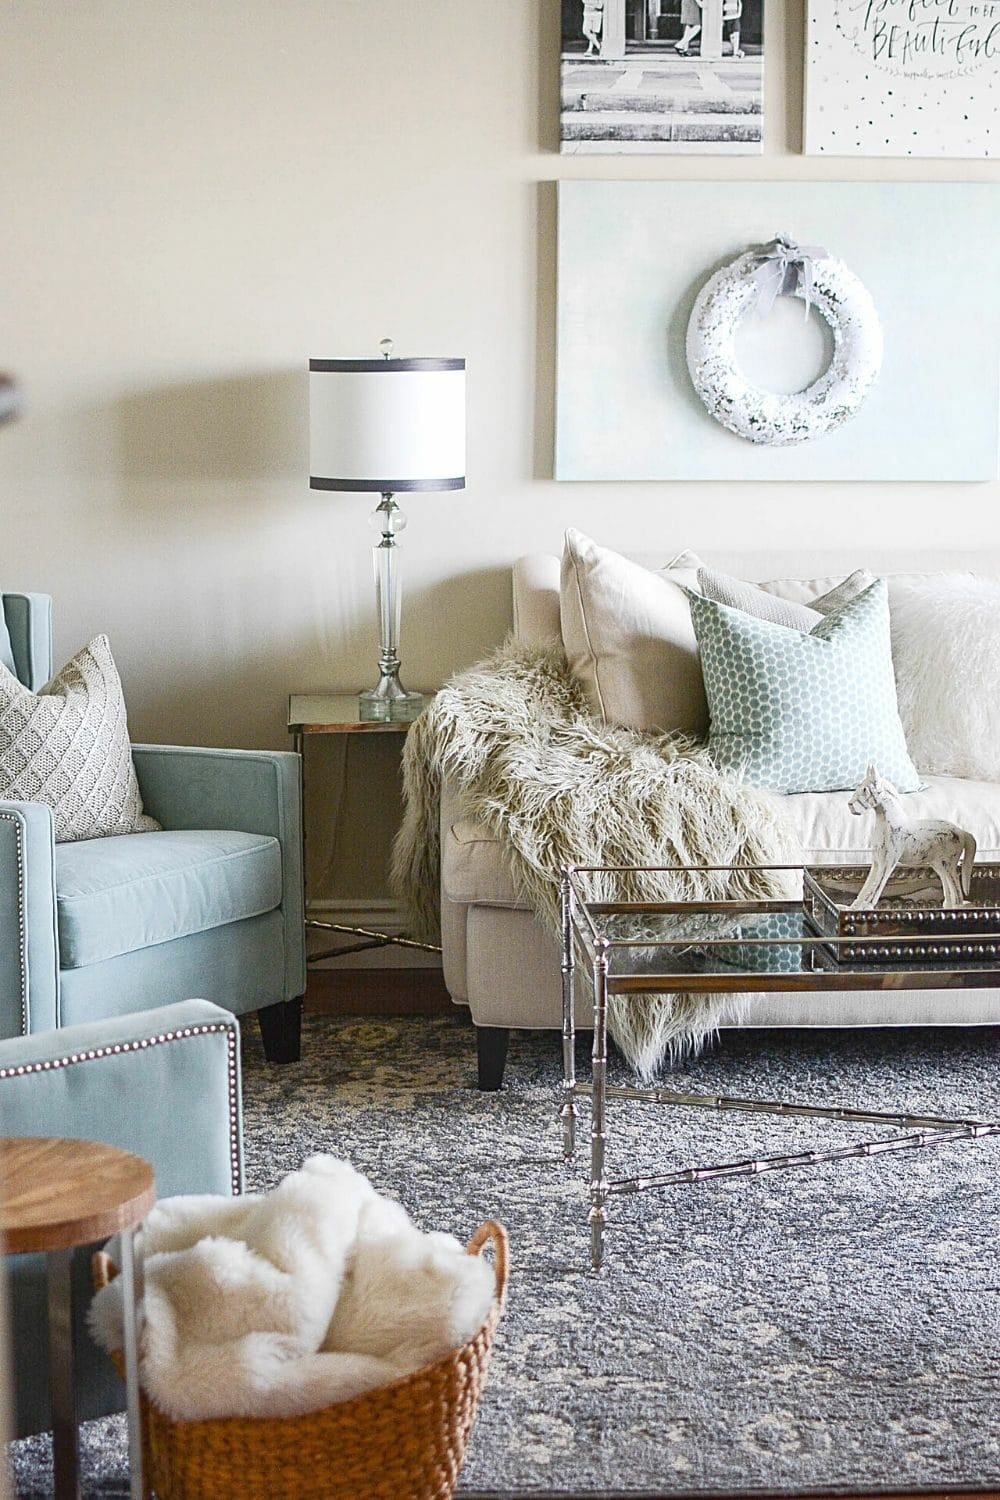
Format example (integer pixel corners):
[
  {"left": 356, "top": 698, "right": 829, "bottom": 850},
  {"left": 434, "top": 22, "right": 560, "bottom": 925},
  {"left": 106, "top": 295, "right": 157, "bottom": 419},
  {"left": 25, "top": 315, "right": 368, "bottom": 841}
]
[
  {"left": 811, "top": 568, "right": 877, "bottom": 615},
  {"left": 697, "top": 568, "right": 821, "bottom": 630},
  {"left": 697, "top": 566, "right": 875, "bottom": 631},
  {"left": 0, "top": 635, "right": 160, "bottom": 842}
]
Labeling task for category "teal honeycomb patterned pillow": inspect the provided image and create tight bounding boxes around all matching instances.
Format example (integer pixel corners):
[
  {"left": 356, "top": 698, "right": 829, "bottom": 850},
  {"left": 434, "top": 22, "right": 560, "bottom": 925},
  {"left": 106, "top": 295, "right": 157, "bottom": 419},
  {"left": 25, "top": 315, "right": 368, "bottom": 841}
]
[{"left": 689, "top": 579, "right": 921, "bottom": 795}]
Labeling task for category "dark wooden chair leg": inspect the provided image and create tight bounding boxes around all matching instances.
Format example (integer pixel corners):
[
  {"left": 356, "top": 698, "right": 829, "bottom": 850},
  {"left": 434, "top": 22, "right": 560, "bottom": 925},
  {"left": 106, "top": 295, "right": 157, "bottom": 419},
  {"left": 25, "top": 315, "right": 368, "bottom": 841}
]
[
  {"left": 476, "top": 1026, "right": 509, "bottom": 1091},
  {"left": 258, "top": 997, "right": 303, "bottom": 1064}
]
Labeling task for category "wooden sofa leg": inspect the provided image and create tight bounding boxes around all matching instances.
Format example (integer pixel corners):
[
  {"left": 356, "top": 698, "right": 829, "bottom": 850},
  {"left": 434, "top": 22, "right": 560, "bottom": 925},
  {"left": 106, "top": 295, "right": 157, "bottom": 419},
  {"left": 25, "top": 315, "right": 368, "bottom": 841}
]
[
  {"left": 476, "top": 1026, "right": 509, "bottom": 1091},
  {"left": 258, "top": 997, "right": 303, "bottom": 1064}
]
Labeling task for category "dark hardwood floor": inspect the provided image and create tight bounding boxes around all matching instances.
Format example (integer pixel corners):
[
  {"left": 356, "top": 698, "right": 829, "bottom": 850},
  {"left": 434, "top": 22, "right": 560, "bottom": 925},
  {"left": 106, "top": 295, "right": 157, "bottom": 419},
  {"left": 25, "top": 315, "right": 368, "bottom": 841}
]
[{"left": 305, "top": 964, "right": 454, "bottom": 1016}]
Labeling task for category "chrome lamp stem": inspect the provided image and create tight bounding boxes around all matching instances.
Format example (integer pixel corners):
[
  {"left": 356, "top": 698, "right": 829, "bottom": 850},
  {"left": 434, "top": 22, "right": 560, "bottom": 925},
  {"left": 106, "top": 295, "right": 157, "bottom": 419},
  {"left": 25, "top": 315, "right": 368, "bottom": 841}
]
[{"left": 359, "top": 492, "right": 424, "bottom": 722}]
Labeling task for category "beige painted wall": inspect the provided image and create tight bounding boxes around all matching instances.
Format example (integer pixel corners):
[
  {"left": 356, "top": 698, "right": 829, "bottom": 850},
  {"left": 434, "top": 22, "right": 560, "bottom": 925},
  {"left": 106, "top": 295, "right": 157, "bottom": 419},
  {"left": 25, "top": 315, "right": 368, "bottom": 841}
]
[{"left": 2, "top": 0, "right": 998, "bottom": 907}]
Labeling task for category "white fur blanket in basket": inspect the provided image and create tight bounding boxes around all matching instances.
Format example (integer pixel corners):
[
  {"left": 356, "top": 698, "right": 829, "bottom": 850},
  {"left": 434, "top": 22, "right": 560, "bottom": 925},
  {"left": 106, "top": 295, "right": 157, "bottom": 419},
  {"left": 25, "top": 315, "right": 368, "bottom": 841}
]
[
  {"left": 392, "top": 641, "right": 792, "bottom": 1078},
  {"left": 89, "top": 1155, "right": 495, "bottom": 1421}
]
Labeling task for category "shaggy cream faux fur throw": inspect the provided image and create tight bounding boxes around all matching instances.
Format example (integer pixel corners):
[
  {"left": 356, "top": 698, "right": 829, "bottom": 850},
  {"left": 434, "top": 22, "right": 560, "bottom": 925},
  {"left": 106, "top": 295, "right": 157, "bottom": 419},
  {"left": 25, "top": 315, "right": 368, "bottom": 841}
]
[
  {"left": 392, "top": 641, "right": 792, "bottom": 1078},
  {"left": 89, "top": 1155, "right": 495, "bottom": 1421}
]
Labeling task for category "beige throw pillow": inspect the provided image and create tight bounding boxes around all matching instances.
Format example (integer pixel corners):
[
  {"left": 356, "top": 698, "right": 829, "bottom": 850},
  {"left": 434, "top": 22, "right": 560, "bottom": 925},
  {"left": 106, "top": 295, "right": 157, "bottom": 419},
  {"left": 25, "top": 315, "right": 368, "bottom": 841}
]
[
  {"left": 560, "top": 529, "right": 709, "bottom": 736},
  {"left": 0, "top": 634, "right": 160, "bottom": 842}
]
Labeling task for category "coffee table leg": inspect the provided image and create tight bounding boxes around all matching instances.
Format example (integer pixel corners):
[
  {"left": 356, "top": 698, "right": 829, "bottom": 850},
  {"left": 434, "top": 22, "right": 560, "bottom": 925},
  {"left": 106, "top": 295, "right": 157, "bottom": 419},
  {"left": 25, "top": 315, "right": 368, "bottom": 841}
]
[
  {"left": 46, "top": 1248, "right": 80, "bottom": 1500},
  {"left": 589, "top": 941, "right": 610, "bottom": 1271},
  {"left": 560, "top": 873, "right": 577, "bottom": 1160},
  {"left": 119, "top": 1227, "right": 146, "bottom": 1500}
]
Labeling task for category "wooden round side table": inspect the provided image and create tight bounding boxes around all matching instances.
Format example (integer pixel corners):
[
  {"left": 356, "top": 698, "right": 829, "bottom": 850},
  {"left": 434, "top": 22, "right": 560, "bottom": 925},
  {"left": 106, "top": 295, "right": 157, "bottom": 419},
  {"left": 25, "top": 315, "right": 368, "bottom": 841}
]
[{"left": 0, "top": 1136, "right": 155, "bottom": 1500}]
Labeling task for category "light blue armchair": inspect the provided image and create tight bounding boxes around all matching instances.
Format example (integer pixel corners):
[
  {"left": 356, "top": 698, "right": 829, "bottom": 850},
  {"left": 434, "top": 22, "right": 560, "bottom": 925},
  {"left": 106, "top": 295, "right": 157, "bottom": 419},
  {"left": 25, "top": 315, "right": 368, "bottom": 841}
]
[
  {"left": 0, "top": 592, "right": 307, "bottom": 1061},
  {"left": 1, "top": 998, "right": 243, "bottom": 1437}
]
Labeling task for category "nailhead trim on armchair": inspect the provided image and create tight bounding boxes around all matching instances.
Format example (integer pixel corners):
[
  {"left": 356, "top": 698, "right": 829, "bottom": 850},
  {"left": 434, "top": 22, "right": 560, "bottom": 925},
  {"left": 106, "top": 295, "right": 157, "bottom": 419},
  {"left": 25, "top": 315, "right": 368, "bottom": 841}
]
[
  {"left": 0, "top": 1021, "right": 242, "bottom": 1194},
  {"left": 0, "top": 810, "right": 27, "bottom": 1034}
]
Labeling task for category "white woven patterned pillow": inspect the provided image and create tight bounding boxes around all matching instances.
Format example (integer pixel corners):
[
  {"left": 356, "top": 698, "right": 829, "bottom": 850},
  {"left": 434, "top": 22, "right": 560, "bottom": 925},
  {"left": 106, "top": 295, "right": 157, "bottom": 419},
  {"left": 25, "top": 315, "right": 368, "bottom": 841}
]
[{"left": 0, "top": 635, "right": 160, "bottom": 842}]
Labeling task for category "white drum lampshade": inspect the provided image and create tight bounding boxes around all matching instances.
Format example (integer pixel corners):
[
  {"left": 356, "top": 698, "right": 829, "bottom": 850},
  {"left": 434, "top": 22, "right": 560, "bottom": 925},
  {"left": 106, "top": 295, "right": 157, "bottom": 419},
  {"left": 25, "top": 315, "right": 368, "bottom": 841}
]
[
  {"left": 309, "top": 357, "right": 465, "bottom": 492},
  {"left": 308, "top": 351, "right": 466, "bottom": 720}
]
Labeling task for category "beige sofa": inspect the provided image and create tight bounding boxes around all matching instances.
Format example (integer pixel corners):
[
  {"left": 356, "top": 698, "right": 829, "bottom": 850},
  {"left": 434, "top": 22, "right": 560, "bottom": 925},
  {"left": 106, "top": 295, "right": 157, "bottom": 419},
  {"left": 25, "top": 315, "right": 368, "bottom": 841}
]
[{"left": 441, "top": 550, "right": 1000, "bottom": 1089}]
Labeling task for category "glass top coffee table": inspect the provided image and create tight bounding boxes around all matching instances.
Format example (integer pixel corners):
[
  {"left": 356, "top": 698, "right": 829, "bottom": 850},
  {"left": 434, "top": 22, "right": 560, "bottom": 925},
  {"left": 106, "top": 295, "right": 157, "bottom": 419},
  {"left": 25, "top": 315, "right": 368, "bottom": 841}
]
[{"left": 559, "top": 864, "right": 1000, "bottom": 1270}]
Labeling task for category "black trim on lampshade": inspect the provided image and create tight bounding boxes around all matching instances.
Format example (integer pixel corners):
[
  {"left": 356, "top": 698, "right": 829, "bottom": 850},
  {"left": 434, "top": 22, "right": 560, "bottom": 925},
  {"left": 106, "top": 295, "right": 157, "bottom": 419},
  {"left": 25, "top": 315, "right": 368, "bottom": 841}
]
[
  {"left": 310, "top": 475, "right": 466, "bottom": 492},
  {"left": 309, "top": 358, "right": 465, "bottom": 373}
]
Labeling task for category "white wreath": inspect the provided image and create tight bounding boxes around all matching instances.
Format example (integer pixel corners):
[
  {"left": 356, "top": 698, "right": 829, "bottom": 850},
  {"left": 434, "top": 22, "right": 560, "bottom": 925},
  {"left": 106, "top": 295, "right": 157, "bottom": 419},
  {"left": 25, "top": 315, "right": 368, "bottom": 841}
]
[{"left": 686, "top": 244, "right": 883, "bottom": 447}]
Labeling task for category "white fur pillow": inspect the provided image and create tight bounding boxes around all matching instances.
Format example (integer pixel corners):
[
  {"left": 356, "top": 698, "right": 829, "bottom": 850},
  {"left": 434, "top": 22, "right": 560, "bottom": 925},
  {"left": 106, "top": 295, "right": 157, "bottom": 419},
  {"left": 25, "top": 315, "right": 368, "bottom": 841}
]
[{"left": 890, "top": 574, "right": 1000, "bottom": 779}]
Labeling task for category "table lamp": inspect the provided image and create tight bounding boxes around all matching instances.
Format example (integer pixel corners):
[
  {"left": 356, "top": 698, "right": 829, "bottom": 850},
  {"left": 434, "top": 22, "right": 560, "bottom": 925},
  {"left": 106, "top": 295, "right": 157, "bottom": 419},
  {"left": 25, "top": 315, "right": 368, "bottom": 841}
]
[{"left": 309, "top": 341, "right": 466, "bottom": 721}]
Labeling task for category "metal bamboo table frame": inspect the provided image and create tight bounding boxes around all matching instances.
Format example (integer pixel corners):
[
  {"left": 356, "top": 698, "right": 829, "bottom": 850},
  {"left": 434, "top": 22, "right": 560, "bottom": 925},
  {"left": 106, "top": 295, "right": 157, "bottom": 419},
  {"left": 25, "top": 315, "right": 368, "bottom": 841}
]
[{"left": 559, "top": 864, "right": 1000, "bottom": 1271}]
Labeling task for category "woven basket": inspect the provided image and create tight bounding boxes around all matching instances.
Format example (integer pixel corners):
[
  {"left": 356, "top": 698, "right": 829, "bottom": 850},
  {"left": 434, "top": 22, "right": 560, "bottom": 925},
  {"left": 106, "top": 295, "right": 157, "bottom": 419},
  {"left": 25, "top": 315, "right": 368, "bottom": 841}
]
[{"left": 93, "top": 1219, "right": 508, "bottom": 1500}]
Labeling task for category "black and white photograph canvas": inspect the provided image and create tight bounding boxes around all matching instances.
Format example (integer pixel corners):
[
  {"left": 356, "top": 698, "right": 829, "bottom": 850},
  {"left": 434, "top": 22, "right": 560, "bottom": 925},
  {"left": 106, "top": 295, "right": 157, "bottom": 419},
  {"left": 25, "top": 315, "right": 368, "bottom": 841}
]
[
  {"left": 560, "top": 0, "right": 764, "bottom": 153},
  {"left": 805, "top": 0, "right": 1000, "bottom": 157}
]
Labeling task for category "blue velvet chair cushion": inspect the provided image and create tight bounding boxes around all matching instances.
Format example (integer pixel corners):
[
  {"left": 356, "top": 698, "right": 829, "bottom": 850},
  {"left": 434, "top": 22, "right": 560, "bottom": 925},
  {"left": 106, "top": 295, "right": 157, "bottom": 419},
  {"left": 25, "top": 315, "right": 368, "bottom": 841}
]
[{"left": 55, "top": 828, "right": 283, "bottom": 968}]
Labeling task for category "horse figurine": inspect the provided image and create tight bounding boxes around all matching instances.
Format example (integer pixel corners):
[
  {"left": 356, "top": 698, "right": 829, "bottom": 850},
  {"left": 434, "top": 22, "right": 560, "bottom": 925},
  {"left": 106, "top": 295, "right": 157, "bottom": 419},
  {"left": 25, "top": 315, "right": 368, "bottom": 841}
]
[{"left": 847, "top": 765, "right": 977, "bottom": 910}]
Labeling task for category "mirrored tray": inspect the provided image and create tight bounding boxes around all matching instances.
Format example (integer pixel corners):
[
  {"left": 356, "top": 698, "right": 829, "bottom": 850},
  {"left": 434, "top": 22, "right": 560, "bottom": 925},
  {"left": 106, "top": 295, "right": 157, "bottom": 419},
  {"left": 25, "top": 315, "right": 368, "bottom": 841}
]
[{"left": 804, "top": 863, "right": 1000, "bottom": 964}]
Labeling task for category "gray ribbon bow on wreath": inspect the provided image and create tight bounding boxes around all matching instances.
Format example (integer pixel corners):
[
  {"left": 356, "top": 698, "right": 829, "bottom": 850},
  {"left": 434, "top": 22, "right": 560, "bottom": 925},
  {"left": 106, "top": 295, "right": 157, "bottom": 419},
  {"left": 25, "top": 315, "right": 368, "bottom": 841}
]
[{"left": 750, "top": 235, "right": 828, "bottom": 318}]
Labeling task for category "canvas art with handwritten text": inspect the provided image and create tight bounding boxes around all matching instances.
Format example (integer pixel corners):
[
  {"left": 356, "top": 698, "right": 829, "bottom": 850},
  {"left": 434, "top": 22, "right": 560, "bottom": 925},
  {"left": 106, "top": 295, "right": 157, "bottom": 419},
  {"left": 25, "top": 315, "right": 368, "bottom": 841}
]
[{"left": 805, "top": 0, "right": 1000, "bottom": 157}]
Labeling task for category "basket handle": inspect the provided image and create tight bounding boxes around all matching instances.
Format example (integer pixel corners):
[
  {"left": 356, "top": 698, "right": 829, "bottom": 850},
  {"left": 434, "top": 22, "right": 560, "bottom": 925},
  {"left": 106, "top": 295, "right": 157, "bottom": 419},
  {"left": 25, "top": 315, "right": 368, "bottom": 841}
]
[
  {"left": 95, "top": 1230, "right": 510, "bottom": 1305},
  {"left": 466, "top": 1220, "right": 508, "bottom": 1305},
  {"left": 93, "top": 1249, "right": 116, "bottom": 1293}
]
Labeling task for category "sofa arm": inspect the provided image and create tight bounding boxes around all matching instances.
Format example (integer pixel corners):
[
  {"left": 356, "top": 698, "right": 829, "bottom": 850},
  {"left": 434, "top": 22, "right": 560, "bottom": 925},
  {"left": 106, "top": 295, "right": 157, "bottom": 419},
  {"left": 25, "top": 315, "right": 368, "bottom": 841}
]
[
  {"left": 0, "top": 998, "right": 243, "bottom": 1198},
  {"left": 132, "top": 745, "right": 305, "bottom": 1002},
  {"left": 0, "top": 799, "right": 59, "bottom": 1039}
]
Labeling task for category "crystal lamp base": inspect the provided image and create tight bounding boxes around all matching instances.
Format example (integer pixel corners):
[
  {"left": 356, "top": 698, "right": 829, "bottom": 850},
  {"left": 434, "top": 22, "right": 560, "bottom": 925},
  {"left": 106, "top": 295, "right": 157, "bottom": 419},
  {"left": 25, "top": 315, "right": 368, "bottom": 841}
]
[{"left": 358, "top": 672, "right": 425, "bottom": 723}]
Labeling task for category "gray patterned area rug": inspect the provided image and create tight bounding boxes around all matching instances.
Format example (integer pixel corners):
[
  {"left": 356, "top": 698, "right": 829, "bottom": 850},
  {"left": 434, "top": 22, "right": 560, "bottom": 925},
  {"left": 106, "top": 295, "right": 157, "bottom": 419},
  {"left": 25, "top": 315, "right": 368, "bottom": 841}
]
[{"left": 9, "top": 1013, "right": 1000, "bottom": 1497}]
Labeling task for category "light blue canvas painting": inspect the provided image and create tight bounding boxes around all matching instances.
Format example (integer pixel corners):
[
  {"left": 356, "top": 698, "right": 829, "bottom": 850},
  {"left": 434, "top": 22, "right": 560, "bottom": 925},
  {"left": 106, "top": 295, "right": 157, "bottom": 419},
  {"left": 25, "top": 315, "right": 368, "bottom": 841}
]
[{"left": 555, "top": 181, "right": 1000, "bottom": 481}]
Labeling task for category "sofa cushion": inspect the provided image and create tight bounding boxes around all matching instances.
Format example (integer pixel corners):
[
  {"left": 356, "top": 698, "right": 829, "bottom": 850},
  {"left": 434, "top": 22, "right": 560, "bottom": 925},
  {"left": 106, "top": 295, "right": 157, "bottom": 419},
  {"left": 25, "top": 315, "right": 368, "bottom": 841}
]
[
  {"left": 791, "top": 774, "right": 1000, "bottom": 864},
  {"left": 444, "top": 775, "right": 1000, "bottom": 910},
  {"left": 55, "top": 829, "right": 283, "bottom": 969}
]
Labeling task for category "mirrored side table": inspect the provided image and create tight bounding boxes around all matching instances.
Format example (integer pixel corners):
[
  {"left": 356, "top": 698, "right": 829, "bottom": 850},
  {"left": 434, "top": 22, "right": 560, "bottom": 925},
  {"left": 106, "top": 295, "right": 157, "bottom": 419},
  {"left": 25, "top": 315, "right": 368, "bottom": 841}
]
[{"left": 287, "top": 693, "right": 440, "bottom": 961}]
